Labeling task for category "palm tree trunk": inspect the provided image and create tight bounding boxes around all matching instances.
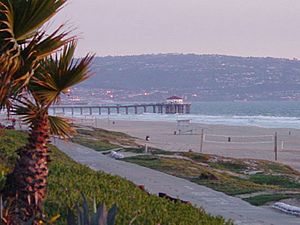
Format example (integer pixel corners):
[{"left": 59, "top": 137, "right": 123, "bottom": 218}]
[{"left": 3, "top": 112, "right": 50, "bottom": 225}]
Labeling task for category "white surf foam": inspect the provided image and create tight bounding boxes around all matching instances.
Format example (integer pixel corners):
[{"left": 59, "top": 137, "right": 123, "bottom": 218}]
[{"left": 57, "top": 112, "right": 300, "bottom": 129}]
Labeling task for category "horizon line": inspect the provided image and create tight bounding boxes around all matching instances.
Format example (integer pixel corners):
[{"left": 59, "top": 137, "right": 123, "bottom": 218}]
[{"left": 86, "top": 52, "right": 299, "bottom": 61}]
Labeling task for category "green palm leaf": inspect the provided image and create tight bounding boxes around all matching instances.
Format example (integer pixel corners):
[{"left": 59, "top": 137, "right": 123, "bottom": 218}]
[
  {"left": 12, "top": 98, "right": 75, "bottom": 138},
  {"left": 12, "top": 0, "right": 66, "bottom": 42},
  {"left": 0, "top": 0, "right": 68, "bottom": 109},
  {"left": 11, "top": 27, "right": 71, "bottom": 89},
  {"left": 12, "top": 98, "right": 40, "bottom": 123},
  {"left": 48, "top": 115, "right": 75, "bottom": 138},
  {"left": 0, "top": 0, "right": 66, "bottom": 72},
  {"left": 30, "top": 41, "right": 94, "bottom": 105},
  {"left": 34, "top": 26, "right": 72, "bottom": 60},
  {"left": 0, "top": 0, "right": 21, "bottom": 74}
]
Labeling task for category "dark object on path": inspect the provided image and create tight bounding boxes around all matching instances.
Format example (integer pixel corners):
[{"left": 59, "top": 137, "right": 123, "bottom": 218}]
[
  {"left": 146, "top": 135, "right": 150, "bottom": 141},
  {"left": 158, "top": 192, "right": 191, "bottom": 205}
]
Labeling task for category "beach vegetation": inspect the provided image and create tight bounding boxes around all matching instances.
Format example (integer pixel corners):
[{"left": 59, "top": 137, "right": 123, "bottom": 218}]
[
  {"left": 66, "top": 195, "right": 118, "bottom": 225},
  {"left": 0, "top": 130, "right": 232, "bottom": 225},
  {"left": 208, "top": 161, "right": 248, "bottom": 173},
  {"left": 244, "top": 194, "right": 300, "bottom": 206},
  {"left": 72, "top": 127, "right": 137, "bottom": 151},
  {"left": 123, "top": 154, "right": 300, "bottom": 203},
  {"left": 60, "top": 127, "right": 300, "bottom": 206},
  {"left": 248, "top": 174, "right": 300, "bottom": 189},
  {"left": 123, "top": 147, "right": 175, "bottom": 155},
  {"left": 124, "top": 155, "right": 269, "bottom": 195},
  {"left": 71, "top": 135, "right": 118, "bottom": 151}
]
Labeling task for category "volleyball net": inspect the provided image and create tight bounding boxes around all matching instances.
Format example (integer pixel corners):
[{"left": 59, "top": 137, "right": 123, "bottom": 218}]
[{"left": 203, "top": 134, "right": 275, "bottom": 144}]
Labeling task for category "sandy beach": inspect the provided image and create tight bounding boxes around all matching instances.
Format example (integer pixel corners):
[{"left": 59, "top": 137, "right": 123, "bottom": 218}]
[{"left": 79, "top": 118, "right": 300, "bottom": 171}]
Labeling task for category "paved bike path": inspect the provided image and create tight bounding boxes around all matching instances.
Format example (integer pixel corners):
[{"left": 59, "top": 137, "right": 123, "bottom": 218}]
[{"left": 54, "top": 140, "right": 299, "bottom": 225}]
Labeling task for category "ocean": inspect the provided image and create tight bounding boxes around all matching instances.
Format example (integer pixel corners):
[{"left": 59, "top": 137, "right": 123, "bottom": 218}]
[
  {"left": 60, "top": 101, "right": 300, "bottom": 129},
  {"left": 188, "top": 101, "right": 300, "bottom": 129}
]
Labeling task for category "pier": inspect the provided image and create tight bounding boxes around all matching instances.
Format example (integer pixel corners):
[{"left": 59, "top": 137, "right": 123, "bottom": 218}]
[{"left": 49, "top": 103, "right": 191, "bottom": 115}]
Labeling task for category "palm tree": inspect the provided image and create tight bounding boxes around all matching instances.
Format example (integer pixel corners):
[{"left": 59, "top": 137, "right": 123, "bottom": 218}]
[
  {"left": 0, "top": 1, "right": 93, "bottom": 224},
  {"left": 4, "top": 42, "right": 93, "bottom": 225}
]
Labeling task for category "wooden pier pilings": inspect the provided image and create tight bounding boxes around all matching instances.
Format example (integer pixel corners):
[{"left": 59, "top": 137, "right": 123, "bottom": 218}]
[{"left": 49, "top": 103, "right": 191, "bottom": 115}]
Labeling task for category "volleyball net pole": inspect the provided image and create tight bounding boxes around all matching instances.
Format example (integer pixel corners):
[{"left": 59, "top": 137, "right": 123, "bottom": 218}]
[
  {"left": 200, "top": 128, "right": 204, "bottom": 153},
  {"left": 274, "top": 132, "right": 278, "bottom": 161}
]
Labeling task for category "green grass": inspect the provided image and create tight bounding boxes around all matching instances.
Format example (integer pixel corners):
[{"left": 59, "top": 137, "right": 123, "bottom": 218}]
[
  {"left": 0, "top": 129, "right": 27, "bottom": 167},
  {"left": 249, "top": 174, "right": 300, "bottom": 189},
  {"left": 209, "top": 161, "right": 248, "bottom": 173},
  {"left": 123, "top": 155, "right": 165, "bottom": 169},
  {"left": 123, "top": 147, "right": 175, "bottom": 155},
  {"left": 264, "top": 162, "right": 296, "bottom": 174},
  {"left": 244, "top": 194, "right": 300, "bottom": 206},
  {"left": 76, "top": 128, "right": 131, "bottom": 139},
  {"left": 124, "top": 153, "right": 300, "bottom": 200},
  {"left": 71, "top": 136, "right": 118, "bottom": 151},
  {"left": 180, "top": 152, "right": 213, "bottom": 163},
  {"left": 124, "top": 155, "right": 269, "bottom": 195},
  {"left": 72, "top": 127, "right": 137, "bottom": 151},
  {"left": 0, "top": 130, "right": 232, "bottom": 225}
]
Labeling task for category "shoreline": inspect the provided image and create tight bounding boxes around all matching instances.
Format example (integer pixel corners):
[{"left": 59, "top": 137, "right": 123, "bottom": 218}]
[
  {"left": 105, "top": 113, "right": 300, "bottom": 129},
  {"left": 73, "top": 117, "right": 300, "bottom": 171}
]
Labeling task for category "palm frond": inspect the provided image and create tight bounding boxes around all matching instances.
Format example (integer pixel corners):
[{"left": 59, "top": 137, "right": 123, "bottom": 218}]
[
  {"left": 11, "top": 98, "right": 75, "bottom": 138},
  {"left": 12, "top": 0, "right": 67, "bottom": 42},
  {"left": 30, "top": 41, "right": 94, "bottom": 106},
  {"left": 0, "top": 0, "right": 21, "bottom": 74},
  {"left": 34, "top": 25, "right": 73, "bottom": 60},
  {"left": 0, "top": 0, "right": 66, "bottom": 71},
  {"left": 11, "top": 27, "right": 71, "bottom": 91},
  {"left": 48, "top": 115, "right": 75, "bottom": 138},
  {"left": 0, "top": 0, "right": 68, "bottom": 110},
  {"left": 11, "top": 98, "right": 40, "bottom": 124},
  {"left": 0, "top": 0, "right": 19, "bottom": 109}
]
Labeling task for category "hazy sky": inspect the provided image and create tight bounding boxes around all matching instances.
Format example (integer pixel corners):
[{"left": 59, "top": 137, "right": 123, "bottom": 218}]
[{"left": 55, "top": 0, "right": 300, "bottom": 58}]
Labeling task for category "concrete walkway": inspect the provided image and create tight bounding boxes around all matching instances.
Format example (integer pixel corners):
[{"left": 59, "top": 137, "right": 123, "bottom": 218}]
[{"left": 53, "top": 140, "right": 300, "bottom": 225}]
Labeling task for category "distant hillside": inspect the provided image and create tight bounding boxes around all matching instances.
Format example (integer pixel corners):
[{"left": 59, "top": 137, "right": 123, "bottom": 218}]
[{"left": 82, "top": 54, "right": 300, "bottom": 101}]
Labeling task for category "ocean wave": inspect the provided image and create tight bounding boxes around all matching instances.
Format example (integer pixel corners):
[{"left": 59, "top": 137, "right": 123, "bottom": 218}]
[{"left": 61, "top": 112, "right": 300, "bottom": 129}]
